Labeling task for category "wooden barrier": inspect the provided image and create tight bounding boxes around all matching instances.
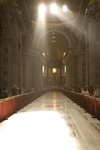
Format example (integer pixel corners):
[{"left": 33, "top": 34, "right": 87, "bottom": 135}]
[
  {"left": 4, "top": 98, "right": 14, "bottom": 118},
  {"left": 0, "top": 101, "right": 4, "bottom": 122},
  {"left": 95, "top": 99, "right": 100, "bottom": 120},
  {"left": 87, "top": 97, "right": 96, "bottom": 116},
  {"left": 1, "top": 89, "right": 100, "bottom": 122},
  {"left": 0, "top": 90, "right": 47, "bottom": 123},
  {"left": 60, "top": 89, "right": 100, "bottom": 121}
]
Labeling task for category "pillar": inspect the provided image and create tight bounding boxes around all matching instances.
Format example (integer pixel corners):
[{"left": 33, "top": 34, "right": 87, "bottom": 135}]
[
  {"left": 89, "top": 20, "right": 98, "bottom": 87},
  {"left": 10, "top": 14, "right": 19, "bottom": 86},
  {"left": 65, "top": 55, "right": 75, "bottom": 89}
]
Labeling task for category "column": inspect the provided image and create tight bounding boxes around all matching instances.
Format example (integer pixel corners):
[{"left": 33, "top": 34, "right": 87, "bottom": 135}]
[
  {"left": 84, "top": 29, "right": 90, "bottom": 86},
  {"left": 96, "top": 18, "right": 100, "bottom": 85},
  {"left": 0, "top": 40, "right": 3, "bottom": 89},
  {"left": 26, "top": 55, "right": 31, "bottom": 89},
  {"left": 89, "top": 20, "right": 98, "bottom": 87},
  {"left": 18, "top": 29, "right": 23, "bottom": 89},
  {"left": 66, "top": 55, "right": 75, "bottom": 89},
  {"left": 60, "top": 67, "right": 62, "bottom": 86},
  {"left": 10, "top": 15, "right": 19, "bottom": 86},
  {"left": 47, "top": 67, "right": 49, "bottom": 86},
  {"left": 79, "top": 55, "right": 86, "bottom": 88},
  {"left": 31, "top": 51, "right": 44, "bottom": 89},
  {"left": 22, "top": 35, "right": 29, "bottom": 90}
]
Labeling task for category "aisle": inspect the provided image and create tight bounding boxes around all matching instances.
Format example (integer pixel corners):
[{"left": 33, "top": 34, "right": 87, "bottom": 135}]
[{"left": 0, "top": 91, "right": 100, "bottom": 150}]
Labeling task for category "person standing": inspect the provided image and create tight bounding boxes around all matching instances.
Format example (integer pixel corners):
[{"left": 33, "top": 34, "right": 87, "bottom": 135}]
[{"left": 94, "top": 85, "right": 100, "bottom": 98}]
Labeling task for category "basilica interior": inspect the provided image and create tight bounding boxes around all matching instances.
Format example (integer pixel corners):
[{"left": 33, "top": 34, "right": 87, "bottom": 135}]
[
  {"left": 1, "top": 1, "right": 100, "bottom": 150},
  {"left": 1, "top": 0, "right": 100, "bottom": 94}
]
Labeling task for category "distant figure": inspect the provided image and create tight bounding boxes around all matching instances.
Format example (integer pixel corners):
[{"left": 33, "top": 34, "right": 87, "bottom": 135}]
[
  {"left": 19, "top": 87, "right": 21, "bottom": 94},
  {"left": 11, "top": 84, "right": 19, "bottom": 96},
  {"left": 88, "top": 85, "right": 94, "bottom": 96},
  {"left": 81, "top": 86, "right": 90, "bottom": 96},
  {"left": 1, "top": 86, "right": 8, "bottom": 98},
  {"left": 94, "top": 85, "right": 100, "bottom": 98}
]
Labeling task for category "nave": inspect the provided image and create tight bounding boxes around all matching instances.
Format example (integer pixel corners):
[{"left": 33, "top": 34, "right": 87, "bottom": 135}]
[{"left": 0, "top": 92, "right": 100, "bottom": 150}]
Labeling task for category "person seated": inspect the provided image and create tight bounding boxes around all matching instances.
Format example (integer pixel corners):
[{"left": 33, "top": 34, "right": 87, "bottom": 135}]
[
  {"left": 1, "top": 86, "right": 8, "bottom": 99},
  {"left": 11, "top": 84, "right": 19, "bottom": 96},
  {"left": 88, "top": 85, "right": 94, "bottom": 96},
  {"left": 81, "top": 86, "right": 90, "bottom": 96},
  {"left": 94, "top": 85, "right": 100, "bottom": 98}
]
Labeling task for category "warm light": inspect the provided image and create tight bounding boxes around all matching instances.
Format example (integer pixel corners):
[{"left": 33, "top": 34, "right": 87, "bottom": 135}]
[
  {"left": 53, "top": 40, "right": 55, "bottom": 43},
  {"left": 42, "top": 66, "right": 44, "bottom": 73},
  {"left": 53, "top": 98, "right": 57, "bottom": 111},
  {"left": 63, "top": 5, "right": 68, "bottom": 12},
  {"left": 64, "top": 53, "right": 66, "bottom": 56},
  {"left": 52, "top": 68, "right": 57, "bottom": 73},
  {"left": 53, "top": 32, "right": 55, "bottom": 35},
  {"left": 50, "top": 3, "right": 57, "bottom": 14},
  {"left": 43, "top": 53, "right": 45, "bottom": 57},
  {"left": 53, "top": 36, "right": 55, "bottom": 38},
  {"left": 39, "top": 4, "right": 45, "bottom": 17},
  {"left": 64, "top": 66, "right": 66, "bottom": 73}
]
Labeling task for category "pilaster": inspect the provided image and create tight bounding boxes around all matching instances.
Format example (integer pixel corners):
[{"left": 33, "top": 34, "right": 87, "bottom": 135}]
[
  {"left": 66, "top": 55, "right": 75, "bottom": 89},
  {"left": 9, "top": 7, "right": 19, "bottom": 86},
  {"left": 89, "top": 19, "right": 98, "bottom": 87},
  {"left": 85, "top": 1, "right": 100, "bottom": 87}
]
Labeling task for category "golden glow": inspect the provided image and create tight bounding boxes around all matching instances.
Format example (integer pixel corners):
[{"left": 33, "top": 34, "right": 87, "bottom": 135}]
[
  {"left": 52, "top": 68, "right": 57, "bottom": 73},
  {"left": 53, "top": 98, "right": 57, "bottom": 110},
  {"left": 64, "top": 66, "right": 66, "bottom": 73},
  {"left": 64, "top": 53, "right": 66, "bottom": 56},
  {"left": 53, "top": 32, "right": 55, "bottom": 35},
  {"left": 8, "top": 0, "right": 17, "bottom": 6},
  {"left": 42, "top": 66, "right": 44, "bottom": 73},
  {"left": 53, "top": 40, "right": 55, "bottom": 43},
  {"left": 43, "top": 53, "right": 45, "bottom": 57},
  {"left": 53, "top": 36, "right": 55, "bottom": 38}
]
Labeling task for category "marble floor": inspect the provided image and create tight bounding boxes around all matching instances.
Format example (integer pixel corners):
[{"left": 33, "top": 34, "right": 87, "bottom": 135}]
[{"left": 0, "top": 91, "right": 100, "bottom": 150}]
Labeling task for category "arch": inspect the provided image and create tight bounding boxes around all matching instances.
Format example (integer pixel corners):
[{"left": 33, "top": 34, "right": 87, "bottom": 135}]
[{"left": 36, "top": 29, "right": 72, "bottom": 48}]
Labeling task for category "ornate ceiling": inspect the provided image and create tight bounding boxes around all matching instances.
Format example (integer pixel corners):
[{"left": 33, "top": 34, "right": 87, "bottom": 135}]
[
  {"left": 15, "top": 0, "right": 90, "bottom": 68},
  {"left": 38, "top": 31, "right": 70, "bottom": 67},
  {"left": 16, "top": 0, "right": 90, "bottom": 22},
  {"left": 39, "top": 32, "right": 69, "bottom": 55},
  {"left": 23, "top": 0, "right": 82, "bottom": 19}
]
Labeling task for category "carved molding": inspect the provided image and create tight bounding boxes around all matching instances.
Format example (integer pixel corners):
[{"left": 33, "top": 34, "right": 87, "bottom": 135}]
[{"left": 85, "top": 2, "right": 100, "bottom": 21}]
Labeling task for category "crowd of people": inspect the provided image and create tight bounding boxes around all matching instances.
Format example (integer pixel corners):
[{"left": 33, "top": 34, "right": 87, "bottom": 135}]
[
  {"left": 63, "top": 85, "right": 100, "bottom": 98},
  {"left": 0, "top": 84, "right": 36, "bottom": 99},
  {"left": 0, "top": 84, "right": 100, "bottom": 99},
  {"left": 81, "top": 85, "right": 100, "bottom": 98}
]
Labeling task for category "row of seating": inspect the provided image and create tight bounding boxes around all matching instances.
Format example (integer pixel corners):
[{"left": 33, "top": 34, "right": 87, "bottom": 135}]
[
  {"left": 0, "top": 90, "right": 47, "bottom": 122},
  {"left": 60, "top": 89, "right": 100, "bottom": 120}
]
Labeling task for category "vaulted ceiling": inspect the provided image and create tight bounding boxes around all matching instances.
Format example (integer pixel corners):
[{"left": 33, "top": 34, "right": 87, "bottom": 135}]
[
  {"left": 16, "top": 0, "right": 90, "bottom": 67},
  {"left": 17, "top": 0, "right": 90, "bottom": 23}
]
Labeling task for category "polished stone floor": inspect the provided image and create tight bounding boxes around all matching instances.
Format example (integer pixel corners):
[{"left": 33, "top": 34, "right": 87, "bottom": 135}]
[{"left": 0, "top": 91, "right": 100, "bottom": 150}]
